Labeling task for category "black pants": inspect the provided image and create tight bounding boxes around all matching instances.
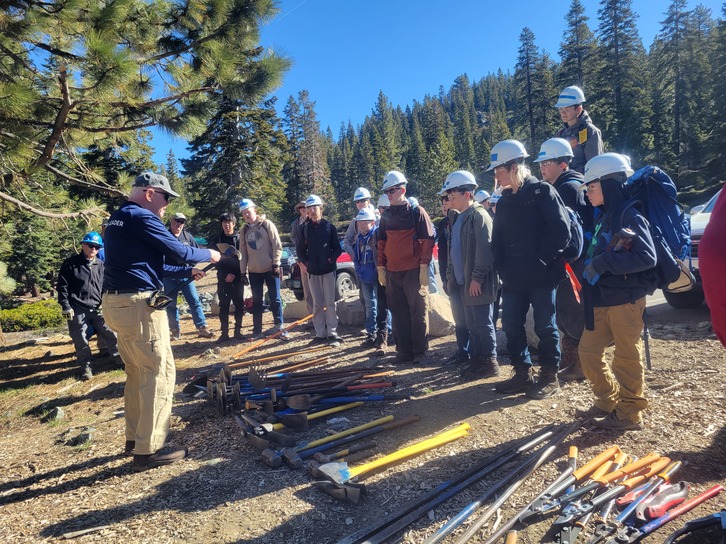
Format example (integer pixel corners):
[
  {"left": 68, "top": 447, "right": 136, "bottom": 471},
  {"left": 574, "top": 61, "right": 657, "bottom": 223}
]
[{"left": 218, "top": 280, "right": 245, "bottom": 332}]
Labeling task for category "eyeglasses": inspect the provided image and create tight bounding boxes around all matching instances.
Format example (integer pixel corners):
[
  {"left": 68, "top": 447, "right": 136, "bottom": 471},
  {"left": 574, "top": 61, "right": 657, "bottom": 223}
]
[
  {"left": 150, "top": 189, "right": 170, "bottom": 202},
  {"left": 445, "top": 188, "right": 466, "bottom": 196},
  {"left": 440, "top": 195, "right": 449, "bottom": 202},
  {"left": 83, "top": 243, "right": 101, "bottom": 250},
  {"left": 383, "top": 187, "right": 401, "bottom": 195},
  {"left": 538, "top": 160, "right": 557, "bottom": 168}
]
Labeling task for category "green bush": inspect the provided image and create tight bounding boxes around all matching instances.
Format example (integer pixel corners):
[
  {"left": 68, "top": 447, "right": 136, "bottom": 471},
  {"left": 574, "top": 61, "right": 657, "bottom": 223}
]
[{"left": 0, "top": 299, "right": 64, "bottom": 332}]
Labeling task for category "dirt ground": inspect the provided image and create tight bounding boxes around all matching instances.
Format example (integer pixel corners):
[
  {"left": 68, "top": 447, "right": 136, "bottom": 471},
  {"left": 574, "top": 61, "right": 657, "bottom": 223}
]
[{"left": 0, "top": 279, "right": 724, "bottom": 544}]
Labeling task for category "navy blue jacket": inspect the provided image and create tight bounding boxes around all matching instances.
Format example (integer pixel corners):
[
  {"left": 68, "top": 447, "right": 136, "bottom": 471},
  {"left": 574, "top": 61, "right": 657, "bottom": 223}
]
[
  {"left": 583, "top": 178, "right": 657, "bottom": 318},
  {"left": 57, "top": 253, "right": 104, "bottom": 311},
  {"left": 553, "top": 169, "right": 594, "bottom": 234},
  {"left": 296, "top": 218, "right": 342, "bottom": 276},
  {"left": 103, "top": 202, "right": 211, "bottom": 292},
  {"left": 492, "top": 176, "right": 571, "bottom": 291}
]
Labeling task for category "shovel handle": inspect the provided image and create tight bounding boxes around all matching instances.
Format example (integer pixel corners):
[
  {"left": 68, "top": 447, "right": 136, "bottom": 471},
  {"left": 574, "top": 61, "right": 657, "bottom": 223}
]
[
  {"left": 231, "top": 313, "right": 313, "bottom": 358},
  {"left": 228, "top": 345, "right": 330, "bottom": 369},
  {"left": 297, "top": 415, "right": 394, "bottom": 451},
  {"left": 349, "top": 423, "right": 470, "bottom": 480},
  {"left": 572, "top": 445, "right": 621, "bottom": 481},
  {"left": 595, "top": 452, "right": 661, "bottom": 484}
]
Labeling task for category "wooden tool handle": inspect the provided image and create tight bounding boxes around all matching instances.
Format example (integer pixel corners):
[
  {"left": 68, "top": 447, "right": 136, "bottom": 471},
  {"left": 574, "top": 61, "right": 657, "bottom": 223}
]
[{"left": 231, "top": 313, "right": 312, "bottom": 358}]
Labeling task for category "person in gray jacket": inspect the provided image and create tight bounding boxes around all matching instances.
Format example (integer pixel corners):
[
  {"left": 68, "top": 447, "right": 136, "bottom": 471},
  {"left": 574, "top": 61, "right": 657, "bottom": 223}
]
[{"left": 440, "top": 171, "right": 500, "bottom": 380}]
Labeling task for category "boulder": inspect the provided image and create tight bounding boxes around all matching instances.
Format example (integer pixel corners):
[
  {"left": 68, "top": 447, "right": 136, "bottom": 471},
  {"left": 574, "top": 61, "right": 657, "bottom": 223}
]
[
  {"left": 427, "top": 293, "right": 455, "bottom": 337},
  {"left": 284, "top": 300, "right": 312, "bottom": 321},
  {"left": 336, "top": 299, "right": 365, "bottom": 326}
]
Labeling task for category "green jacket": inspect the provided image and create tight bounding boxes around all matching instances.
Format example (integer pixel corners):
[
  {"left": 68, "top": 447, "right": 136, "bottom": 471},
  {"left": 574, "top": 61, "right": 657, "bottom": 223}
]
[{"left": 446, "top": 202, "right": 499, "bottom": 305}]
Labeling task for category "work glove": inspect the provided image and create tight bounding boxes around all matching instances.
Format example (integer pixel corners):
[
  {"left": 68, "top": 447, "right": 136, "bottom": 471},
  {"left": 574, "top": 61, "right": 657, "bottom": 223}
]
[
  {"left": 583, "top": 258, "right": 601, "bottom": 286},
  {"left": 271, "top": 265, "right": 281, "bottom": 278},
  {"left": 62, "top": 309, "right": 74, "bottom": 320},
  {"left": 242, "top": 275, "right": 250, "bottom": 286},
  {"left": 377, "top": 266, "right": 386, "bottom": 287}
]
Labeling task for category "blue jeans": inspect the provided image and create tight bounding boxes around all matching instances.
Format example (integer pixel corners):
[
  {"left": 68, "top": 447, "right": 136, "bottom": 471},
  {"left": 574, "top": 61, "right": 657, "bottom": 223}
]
[
  {"left": 501, "top": 285, "right": 560, "bottom": 369},
  {"left": 448, "top": 282, "right": 471, "bottom": 357},
  {"left": 163, "top": 276, "right": 206, "bottom": 331},
  {"left": 428, "top": 261, "right": 438, "bottom": 294},
  {"left": 463, "top": 301, "right": 496, "bottom": 359},
  {"left": 249, "top": 271, "right": 283, "bottom": 334},
  {"left": 360, "top": 281, "right": 377, "bottom": 336}
]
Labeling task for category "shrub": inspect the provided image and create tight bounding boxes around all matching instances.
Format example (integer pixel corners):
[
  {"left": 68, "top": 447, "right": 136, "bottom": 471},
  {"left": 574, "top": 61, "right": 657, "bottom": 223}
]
[{"left": 0, "top": 299, "right": 64, "bottom": 332}]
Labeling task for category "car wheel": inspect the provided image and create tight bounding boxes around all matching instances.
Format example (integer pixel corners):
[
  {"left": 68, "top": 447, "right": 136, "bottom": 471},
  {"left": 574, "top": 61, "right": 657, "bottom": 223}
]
[
  {"left": 663, "top": 284, "right": 705, "bottom": 309},
  {"left": 335, "top": 270, "right": 358, "bottom": 301}
]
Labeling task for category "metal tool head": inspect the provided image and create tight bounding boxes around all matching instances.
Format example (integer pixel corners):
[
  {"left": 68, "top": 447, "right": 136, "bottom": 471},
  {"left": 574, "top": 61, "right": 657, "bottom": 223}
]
[
  {"left": 317, "top": 461, "right": 351, "bottom": 485},
  {"left": 216, "top": 242, "right": 242, "bottom": 260},
  {"left": 248, "top": 366, "right": 267, "bottom": 390},
  {"left": 312, "top": 480, "right": 366, "bottom": 504}
]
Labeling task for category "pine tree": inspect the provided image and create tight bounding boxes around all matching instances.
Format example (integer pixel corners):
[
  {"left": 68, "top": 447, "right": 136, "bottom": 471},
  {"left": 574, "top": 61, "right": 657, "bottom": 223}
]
[
  {"left": 558, "top": 0, "right": 600, "bottom": 93},
  {"left": 596, "top": 0, "right": 654, "bottom": 163},
  {"left": 513, "top": 28, "right": 541, "bottom": 149},
  {"left": 710, "top": 4, "right": 726, "bottom": 180}
]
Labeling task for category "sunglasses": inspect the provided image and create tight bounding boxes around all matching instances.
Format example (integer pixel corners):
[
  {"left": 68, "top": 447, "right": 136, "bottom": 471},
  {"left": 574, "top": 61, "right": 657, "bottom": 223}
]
[
  {"left": 445, "top": 188, "right": 466, "bottom": 196},
  {"left": 150, "top": 189, "right": 171, "bottom": 202},
  {"left": 83, "top": 243, "right": 101, "bottom": 250},
  {"left": 440, "top": 195, "right": 449, "bottom": 202},
  {"left": 147, "top": 290, "right": 174, "bottom": 310},
  {"left": 383, "top": 187, "right": 402, "bottom": 195}
]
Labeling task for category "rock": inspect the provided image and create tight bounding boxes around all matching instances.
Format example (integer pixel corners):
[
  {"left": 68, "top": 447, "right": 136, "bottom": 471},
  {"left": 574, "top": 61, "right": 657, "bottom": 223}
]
[
  {"left": 697, "top": 321, "right": 711, "bottom": 330},
  {"left": 71, "top": 426, "right": 96, "bottom": 446},
  {"left": 336, "top": 299, "right": 365, "bottom": 326},
  {"left": 427, "top": 294, "right": 455, "bottom": 337},
  {"left": 46, "top": 407, "right": 65, "bottom": 422},
  {"left": 283, "top": 300, "right": 311, "bottom": 321}
]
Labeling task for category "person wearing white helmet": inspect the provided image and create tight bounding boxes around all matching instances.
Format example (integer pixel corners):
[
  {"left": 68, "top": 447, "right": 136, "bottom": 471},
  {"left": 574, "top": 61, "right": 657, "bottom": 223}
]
[
  {"left": 344, "top": 187, "right": 378, "bottom": 260},
  {"left": 473, "top": 189, "right": 492, "bottom": 210},
  {"left": 576, "top": 153, "right": 656, "bottom": 431},
  {"left": 377, "top": 193, "right": 390, "bottom": 211},
  {"left": 377, "top": 170, "right": 436, "bottom": 364},
  {"left": 295, "top": 194, "right": 344, "bottom": 346},
  {"left": 239, "top": 198, "right": 288, "bottom": 341},
  {"left": 488, "top": 140, "right": 571, "bottom": 400},
  {"left": 351, "top": 207, "right": 383, "bottom": 347},
  {"left": 554, "top": 85, "right": 604, "bottom": 175},
  {"left": 441, "top": 170, "right": 500, "bottom": 380},
  {"left": 535, "top": 137, "right": 592, "bottom": 381}
]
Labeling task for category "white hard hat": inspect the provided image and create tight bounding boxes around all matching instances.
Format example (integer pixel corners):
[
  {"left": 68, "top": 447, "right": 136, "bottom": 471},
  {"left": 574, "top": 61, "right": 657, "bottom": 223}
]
[
  {"left": 377, "top": 194, "right": 390, "bottom": 208},
  {"left": 353, "top": 187, "right": 372, "bottom": 202},
  {"left": 407, "top": 197, "right": 419, "bottom": 207},
  {"left": 305, "top": 194, "right": 323, "bottom": 207},
  {"left": 440, "top": 170, "right": 478, "bottom": 194},
  {"left": 382, "top": 170, "right": 408, "bottom": 191},
  {"left": 534, "top": 138, "right": 575, "bottom": 163},
  {"left": 355, "top": 207, "right": 376, "bottom": 222},
  {"left": 486, "top": 140, "right": 529, "bottom": 171},
  {"left": 582, "top": 153, "right": 634, "bottom": 185},
  {"left": 555, "top": 85, "right": 586, "bottom": 108},
  {"left": 239, "top": 198, "right": 256, "bottom": 212},
  {"left": 489, "top": 187, "right": 504, "bottom": 206},
  {"left": 474, "top": 190, "right": 491, "bottom": 203}
]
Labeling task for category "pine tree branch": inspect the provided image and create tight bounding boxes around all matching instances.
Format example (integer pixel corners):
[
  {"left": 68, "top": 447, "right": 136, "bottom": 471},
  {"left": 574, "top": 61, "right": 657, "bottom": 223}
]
[
  {"left": 31, "top": 41, "right": 82, "bottom": 61},
  {"left": 0, "top": 44, "right": 39, "bottom": 76},
  {"left": 0, "top": 189, "right": 105, "bottom": 219},
  {"left": 43, "top": 164, "right": 128, "bottom": 197},
  {"left": 105, "top": 86, "right": 219, "bottom": 109},
  {"left": 34, "top": 64, "right": 73, "bottom": 168}
]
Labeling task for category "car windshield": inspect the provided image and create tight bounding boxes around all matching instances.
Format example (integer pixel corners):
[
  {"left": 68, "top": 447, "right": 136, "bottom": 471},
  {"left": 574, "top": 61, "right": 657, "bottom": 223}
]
[{"left": 704, "top": 189, "right": 722, "bottom": 213}]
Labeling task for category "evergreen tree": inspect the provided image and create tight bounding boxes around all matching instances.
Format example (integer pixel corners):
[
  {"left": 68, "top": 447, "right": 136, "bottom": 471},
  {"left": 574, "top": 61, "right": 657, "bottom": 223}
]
[
  {"left": 558, "top": 0, "right": 600, "bottom": 93},
  {"left": 370, "top": 91, "right": 403, "bottom": 183},
  {"left": 710, "top": 4, "right": 726, "bottom": 180},
  {"left": 596, "top": 0, "right": 654, "bottom": 163},
  {"left": 513, "top": 28, "right": 541, "bottom": 149}
]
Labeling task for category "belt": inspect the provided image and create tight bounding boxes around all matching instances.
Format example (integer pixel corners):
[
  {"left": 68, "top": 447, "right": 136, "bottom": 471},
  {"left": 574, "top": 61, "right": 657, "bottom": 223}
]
[{"left": 103, "top": 289, "right": 147, "bottom": 295}]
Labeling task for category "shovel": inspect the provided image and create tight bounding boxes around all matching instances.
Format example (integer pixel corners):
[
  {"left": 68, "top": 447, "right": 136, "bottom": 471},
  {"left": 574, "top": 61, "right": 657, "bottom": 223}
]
[{"left": 317, "top": 423, "right": 471, "bottom": 485}]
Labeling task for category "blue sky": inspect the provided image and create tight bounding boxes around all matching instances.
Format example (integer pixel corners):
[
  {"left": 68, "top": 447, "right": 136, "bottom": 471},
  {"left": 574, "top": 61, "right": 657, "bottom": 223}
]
[{"left": 151, "top": 0, "right": 722, "bottom": 166}]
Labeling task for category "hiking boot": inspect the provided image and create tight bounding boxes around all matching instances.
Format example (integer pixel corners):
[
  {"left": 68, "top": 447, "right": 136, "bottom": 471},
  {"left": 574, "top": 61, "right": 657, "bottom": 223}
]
[
  {"left": 233, "top": 327, "right": 246, "bottom": 340},
  {"left": 392, "top": 353, "right": 414, "bottom": 364},
  {"left": 278, "top": 328, "right": 290, "bottom": 341},
  {"left": 526, "top": 366, "right": 561, "bottom": 400},
  {"left": 443, "top": 351, "right": 470, "bottom": 367},
  {"left": 412, "top": 353, "right": 425, "bottom": 365},
  {"left": 170, "top": 329, "right": 181, "bottom": 341},
  {"left": 80, "top": 362, "right": 93, "bottom": 381},
  {"left": 124, "top": 440, "right": 135, "bottom": 457},
  {"left": 197, "top": 326, "right": 214, "bottom": 339},
  {"left": 375, "top": 342, "right": 388, "bottom": 356},
  {"left": 494, "top": 366, "right": 535, "bottom": 394},
  {"left": 216, "top": 332, "right": 230, "bottom": 344},
  {"left": 132, "top": 446, "right": 188, "bottom": 472},
  {"left": 461, "top": 357, "right": 500, "bottom": 380},
  {"left": 249, "top": 332, "right": 265, "bottom": 341},
  {"left": 559, "top": 359, "right": 585, "bottom": 382},
  {"left": 575, "top": 404, "right": 611, "bottom": 418},
  {"left": 327, "top": 335, "right": 343, "bottom": 347},
  {"left": 593, "top": 411, "right": 643, "bottom": 431},
  {"left": 559, "top": 337, "right": 585, "bottom": 381}
]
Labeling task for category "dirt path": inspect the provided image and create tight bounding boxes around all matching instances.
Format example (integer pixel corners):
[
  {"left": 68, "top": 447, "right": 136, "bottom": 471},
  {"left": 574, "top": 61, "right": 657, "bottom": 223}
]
[{"left": 0, "top": 293, "right": 724, "bottom": 543}]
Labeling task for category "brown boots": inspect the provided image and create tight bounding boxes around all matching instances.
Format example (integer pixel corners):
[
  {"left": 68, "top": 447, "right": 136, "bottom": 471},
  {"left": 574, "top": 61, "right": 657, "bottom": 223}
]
[{"left": 559, "top": 335, "right": 585, "bottom": 381}]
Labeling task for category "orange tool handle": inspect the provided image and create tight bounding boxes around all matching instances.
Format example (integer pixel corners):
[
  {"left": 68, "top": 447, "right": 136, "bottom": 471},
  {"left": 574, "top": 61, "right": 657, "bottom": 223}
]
[
  {"left": 617, "top": 457, "right": 671, "bottom": 490},
  {"left": 504, "top": 530, "right": 518, "bottom": 544},
  {"left": 590, "top": 459, "right": 615, "bottom": 481},
  {"left": 596, "top": 452, "right": 661, "bottom": 484},
  {"left": 232, "top": 313, "right": 313, "bottom": 358},
  {"left": 572, "top": 445, "right": 621, "bottom": 481},
  {"left": 657, "top": 460, "right": 682, "bottom": 482}
]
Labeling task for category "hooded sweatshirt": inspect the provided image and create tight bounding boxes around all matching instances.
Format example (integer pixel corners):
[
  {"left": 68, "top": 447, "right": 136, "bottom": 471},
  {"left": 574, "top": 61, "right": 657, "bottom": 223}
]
[
  {"left": 553, "top": 169, "right": 594, "bottom": 234},
  {"left": 239, "top": 215, "right": 282, "bottom": 274},
  {"left": 556, "top": 110, "right": 604, "bottom": 174},
  {"left": 582, "top": 177, "right": 657, "bottom": 328}
]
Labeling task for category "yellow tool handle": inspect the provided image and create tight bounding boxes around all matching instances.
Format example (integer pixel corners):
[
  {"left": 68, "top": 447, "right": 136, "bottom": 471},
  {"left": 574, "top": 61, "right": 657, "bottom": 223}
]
[
  {"left": 597, "top": 452, "right": 661, "bottom": 484},
  {"left": 296, "top": 415, "right": 395, "bottom": 451},
  {"left": 504, "top": 530, "right": 518, "bottom": 544},
  {"left": 271, "top": 401, "right": 364, "bottom": 430},
  {"left": 619, "top": 457, "right": 671, "bottom": 490},
  {"left": 591, "top": 459, "right": 614, "bottom": 481},
  {"left": 349, "top": 423, "right": 471, "bottom": 479},
  {"left": 573, "top": 445, "right": 621, "bottom": 481}
]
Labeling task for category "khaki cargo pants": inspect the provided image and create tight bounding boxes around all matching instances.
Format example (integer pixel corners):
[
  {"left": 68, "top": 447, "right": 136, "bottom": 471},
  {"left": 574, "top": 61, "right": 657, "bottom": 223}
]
[
  {"left": 103, "top": 292, "right": 175, "bottom": 455},
  {"left": 578, "top": 297, "right": 648, "bottom": 424}
]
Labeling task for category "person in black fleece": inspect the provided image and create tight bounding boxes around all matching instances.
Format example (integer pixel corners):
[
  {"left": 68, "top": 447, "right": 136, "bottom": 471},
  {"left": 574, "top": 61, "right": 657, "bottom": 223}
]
[
  {"left": 488, "top": 139, "right": 571, "bottom": 400},
  {"left": 577, "top": 153, "right": 657, "bottom": 431},
  {"left": 209, "top": 213, "right": 246, "bottom": 342}
]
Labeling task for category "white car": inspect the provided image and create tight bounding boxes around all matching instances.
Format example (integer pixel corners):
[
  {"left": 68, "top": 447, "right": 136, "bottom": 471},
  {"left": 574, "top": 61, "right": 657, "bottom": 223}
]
[{"left": 664, "top": 188, "right": 722, "bottom": 309}]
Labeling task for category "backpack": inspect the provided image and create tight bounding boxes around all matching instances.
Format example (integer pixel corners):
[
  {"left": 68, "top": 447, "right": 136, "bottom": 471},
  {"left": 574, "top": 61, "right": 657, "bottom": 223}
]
[
  {"left": 622, "top": 166, "right": 695, "bottom": 294},
  {"left": 562, "top": 206, "right": 584, "bottom": 263}
]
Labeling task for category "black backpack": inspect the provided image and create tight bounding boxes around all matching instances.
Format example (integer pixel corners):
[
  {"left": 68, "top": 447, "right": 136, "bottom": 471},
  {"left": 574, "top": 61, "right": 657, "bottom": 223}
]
[{"left": 562, "top": 206, "right": 584, "bottom": 263}]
